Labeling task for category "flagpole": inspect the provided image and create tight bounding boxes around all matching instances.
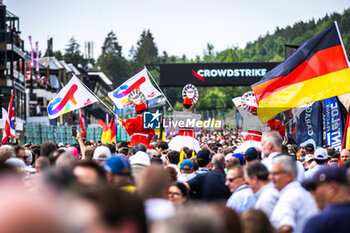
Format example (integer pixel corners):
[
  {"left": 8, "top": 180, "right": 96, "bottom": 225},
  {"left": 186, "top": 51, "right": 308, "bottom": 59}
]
[
  {"left": 76, "top": 76, "right": 121, "bottom": 120},
  {"left": 334, "top": 21, "right": 350, "bottom": 68},
  {"left": 145, "top": 67, "right": 174, "bottom": 111}
]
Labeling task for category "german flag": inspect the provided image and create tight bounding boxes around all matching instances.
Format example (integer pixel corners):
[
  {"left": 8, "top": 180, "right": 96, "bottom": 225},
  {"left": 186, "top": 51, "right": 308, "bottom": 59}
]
[{"left": 252, "top": 22, "right": 350, "bottom": 123}]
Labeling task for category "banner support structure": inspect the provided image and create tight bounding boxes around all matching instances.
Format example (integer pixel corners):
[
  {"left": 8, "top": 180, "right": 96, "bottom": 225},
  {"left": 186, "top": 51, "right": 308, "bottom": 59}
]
[{"left": 145, "top": 67, "right": 174, "bottom": 111}]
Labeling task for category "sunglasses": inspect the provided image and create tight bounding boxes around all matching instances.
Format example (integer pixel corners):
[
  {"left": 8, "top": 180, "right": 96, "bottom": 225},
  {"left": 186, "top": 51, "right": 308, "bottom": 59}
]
[{"left": 226, "top": 176, "right": 242, "bottom": 182}]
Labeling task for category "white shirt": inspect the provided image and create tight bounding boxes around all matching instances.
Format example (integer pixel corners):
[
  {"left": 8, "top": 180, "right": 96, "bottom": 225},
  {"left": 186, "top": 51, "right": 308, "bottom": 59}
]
[
  {"left": 304, "top": 164, "right": 327, "bottom": 179},
  {"left": 270, "top": 181, "right": 318, "bottom": 233},
  {"left": 262, "top": 153, "right": 305, "bottom": 182},
  {"left": 254, "top": 183, "right": 280, "bottom": 218},
  {"left": 226, "top": 184, "right": 256, "bottom": 214},
  {"left": 167, "top": 164, "right": 181, "bottom": 178},
  {"left": 144, "top": 198, "right": 175, "bottom": 224},
  {"left": 178, "top": 173, "right": 196, "bottom": 182}
]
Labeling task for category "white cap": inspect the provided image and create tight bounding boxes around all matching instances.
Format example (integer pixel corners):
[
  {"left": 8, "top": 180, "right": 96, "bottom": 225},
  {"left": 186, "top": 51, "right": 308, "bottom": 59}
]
[
  {"left": 93, "top": 146, "right": 111, "bottom": 161},
  {"left": 129, "top": 151, "right": 150, "bottom": 166},
  {"left": 314, "top": 148, "right": 328, "bottom": 160},
  {"left": 304, "top": 154, "right": 314, "bottom": 162}
]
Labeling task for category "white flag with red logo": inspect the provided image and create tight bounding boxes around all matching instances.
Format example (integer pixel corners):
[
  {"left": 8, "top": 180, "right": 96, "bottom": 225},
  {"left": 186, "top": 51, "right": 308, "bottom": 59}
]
[{"left": 108, "top": 68, "right": 161, "bottom": 109}]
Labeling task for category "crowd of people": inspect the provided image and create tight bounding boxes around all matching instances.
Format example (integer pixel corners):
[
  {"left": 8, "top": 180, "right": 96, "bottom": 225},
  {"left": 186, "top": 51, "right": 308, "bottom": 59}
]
[{"left": 0, "top": 129, "right": 350, "bottom": 233}]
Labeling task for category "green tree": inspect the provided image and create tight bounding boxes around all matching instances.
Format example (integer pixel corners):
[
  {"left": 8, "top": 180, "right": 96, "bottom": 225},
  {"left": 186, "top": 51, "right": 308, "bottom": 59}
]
[
  {"left": 101, "top": 31, "right": 122, "bottom": 56},
  {"left": 96, "top": 31, "right": 130, "bottom": 85},
  {"left": 63, "top": 37, "right": 84, "bottom": 66},
  {"left": 133, "top": 29, "right": 159, "bottom": 72}
]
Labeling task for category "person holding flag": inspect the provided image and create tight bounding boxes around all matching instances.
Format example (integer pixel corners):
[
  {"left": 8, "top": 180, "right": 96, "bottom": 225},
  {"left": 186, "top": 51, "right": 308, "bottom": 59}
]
[
  {"left": 122, "top": 91, "right": 155, "bottom": 149},
  {"left": 169, "top": 84, "right": 201, "bottom": 152}
]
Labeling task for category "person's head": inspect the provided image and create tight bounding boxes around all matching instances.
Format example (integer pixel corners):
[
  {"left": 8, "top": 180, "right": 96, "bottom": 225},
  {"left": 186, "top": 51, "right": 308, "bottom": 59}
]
[
  {"left": 302, "top": 166, "right": 350, "bottom": 209},
  {"left": 167, "top": 150, "right": 180, "bottom": 165},
  {"left": 93, "top": 146, "right": 111, "bottom": 164},
  {"left": 225, "top": 165, "right": 245, "bottom": 193},
  {"left": 131, "top": 143, "right": 147, "bottom": 155},
  {"left": 102, "top": 155, "right": 131, "bottom": 185},
  {"left": 180, "top": 159, "right": 194, "bottom": 174},
  {"left": 305, "top": 143, "right": 315, "bottom": 155},
  {"left": 165, "top": 166, "right": 178, "bottom": 184},
  {"left": 329, "top": 152, "right": 340, "bottom": 165},
  {"left": 83, "top": 146, "right": 96, "bottom": 161},
  {"left": 244, "top": 161, "right": 269, "bottom": 193},
  {"left": 168, "top": 182, "right": 188, "bottom": 206},
  {"left": 261, "top": 131, "right": 282, "bottom": 157},
  {"left": 35, "top": 157, "right": 50, "bottom": 173},
  {"left": 340, "top": 149, "right": 350, "bottom": 163},
  {"left": 182, "top": 98, "right": 193, "bottom": 110},
  {"left": 55, "top": 152, "right": 79, "bottom": 169},
  {"left": 297, "top": 146, "right": 306, "bottom": 157},
  {"left": 244, "top": 147, "right": 260, "bottom": 163},
  {"left": 0, "top": 145, "right": 16, "bottom": 163},
  {"left": 135, "top": 103, "right": 147, "bottom": 115},
  {"left": 73, "top": 161, "right": 106, "bottom": 185},
  {"left": 118, "top": 147, "right": 129, "bottom": 156},
  {"left": 196, "top": 149, "right": 211, "bottom": 168},
  {"left": 156, "top": 141, "right": 168, "bottom": 155},
  {"left": 135, "top": 166, "right": 170, "bottom": 200},
  {"left": 314, "top": 148, "right": 328, "bottom": 165},
  {"left": 40, "top": 142, "right": 57, "bottom": 157},
  {"left": 212, "top": 153, "right": 225, "bottom": 169},
  {"left": 241, "top": 209, "right": 274, "bottom": 233},
  {"left": 14, "top": 145, "right": 29, "bottom": 164},
  {"left": 271, "top": 155, "right": 296, "bottom": 191}
]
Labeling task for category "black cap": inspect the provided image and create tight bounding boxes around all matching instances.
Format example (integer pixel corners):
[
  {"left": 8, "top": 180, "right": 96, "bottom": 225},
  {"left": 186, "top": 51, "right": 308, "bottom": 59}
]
[
  {"left": 244, "top": 147, "right": 258, "bottom": 161},
  {"left": 196, "top": 149, "right": 211, "bottom": 161},
  {"left": 305, "top": 143, "right": 314, "bottom": 152}
]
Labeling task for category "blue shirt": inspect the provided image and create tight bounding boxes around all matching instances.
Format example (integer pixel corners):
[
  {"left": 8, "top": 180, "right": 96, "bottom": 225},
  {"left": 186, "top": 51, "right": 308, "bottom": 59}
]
[
  {"left": 302, "top": 202, "right": 350, "bottom": 233},
  {"left": 226, "top": 184, "right": 256, "bottom": 214}
]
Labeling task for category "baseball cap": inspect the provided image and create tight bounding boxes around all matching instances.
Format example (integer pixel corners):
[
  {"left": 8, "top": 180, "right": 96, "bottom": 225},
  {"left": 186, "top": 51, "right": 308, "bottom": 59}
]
[
  {"left": 180, "top": 159, "right": 194, "bottom": 170},
  {"left": 103, "top": 155, "right": 131, "bottom": 176},
  {"left": 93, "top": 146, "right": 112, "bottom": 161},
  {"left": 244, "top": 147, "right": 258, "bottom": 161},
  {"left": 314, "top": 148, "right": 328, "bottom": 160},
  {"left": 129, "top": 151, "right": 150, "bottom": 166},
  {"left": 305, "top": 143, "right": 314, "bottom": 152},
  {"left": 196, "top": 149, "right": 211, "bottom": 161},
  {"left": 302, "top": 166, "right": 348, "bottom": 191},
  {"left": 304, "top": 154, "right": 314, "bottom": 162},
  {"left": 232, "top": 153, "right": 245, "bottom": 165}
]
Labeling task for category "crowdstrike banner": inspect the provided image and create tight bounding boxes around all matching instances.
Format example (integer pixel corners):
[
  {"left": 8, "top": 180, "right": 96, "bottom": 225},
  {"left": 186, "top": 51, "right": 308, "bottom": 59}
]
[{"left": 160, "top": 62, "right": 279, "bottom": 87}]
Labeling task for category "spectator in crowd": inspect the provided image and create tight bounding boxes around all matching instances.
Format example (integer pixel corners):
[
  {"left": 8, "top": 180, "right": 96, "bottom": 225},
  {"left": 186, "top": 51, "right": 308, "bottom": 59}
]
[
  {"left": 328, "top": 152, "right": 340, "bottom": 165},
  {"left": 35, "top": 156, "right": 50, "bottom": 173},
  {"left": 102, "top": 155, "right": 135, "bottom": 193},
  {"left": 244, "top": 161, "right": 279, "bottom": 217},
  {"left": 186, "top": 154, "right": 231, "bottom": 202},
  {"left": 270, "top": 155, "right": 317, "bottom": 233},
  {"left": 73, "top": 160, "right": 106, "bottom": 185},
  {"left": 261, "top": 131, "right": 305, "bottom": 182},
  {"left": 305, "top": 148, "right": 328, "bottom": 179},
  {"left": 0, "top": 145, "right": 16, "bottom": 163},
  {"left": 135, "top": 166, "right": 174, "bottom": 224},
  {"left": 14, "top": 145, "right": 29, "bottom": 164},
  {"left": 195, "top": 149, "right": 212, "bottom": 175},
  {"left": 168, "top": 182, "right": 189, "bottom": 207},
  {"left": 244, "top": 147, "right": 260, "bottom": 164},
  {"left": 225, "top": 164, "right": 256, "bottom": 213},
  {"left": 303, "top": 153, "right": 314, "bottom": 171},
  {"left": 92, "top": 145, "right": 111, "bottom": 165},
  {"left": 165, "top": 166, "right": 178, "bottom": 184},
  {"left": 305, "top": 143, "right": 315, "bottom": 155},
  {"left": 241, "top": 209, "right": 275, "bottom": 233},
  {"left": 166, "top": 150, "right": 181, "bottom": 177},
  {"left": 340, "top": 148, "right": 350, "bottom": 163},
  {"left": 155, "top": 141, "right": 168, "bottom": 159},
  {"left": 40, "top": 142, "right": 57, "bottom": 157},
  {"left": 302, "top": 166, "right": 350, "bottom": 233},
  {"left": 178, "top": 159, "right": 196, "bottom": 182}
]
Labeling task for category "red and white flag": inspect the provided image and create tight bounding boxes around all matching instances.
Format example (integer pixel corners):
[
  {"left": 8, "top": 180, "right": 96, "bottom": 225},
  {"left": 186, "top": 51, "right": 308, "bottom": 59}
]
[
  {"left": 79, "top": 109, "right": 86, "bottom": 138},
  {"left": 1, "top": 90, "right": 16, "bottom": 145},
  {"left": 108, "top": 68, "right": 161, "bottom": 109}
]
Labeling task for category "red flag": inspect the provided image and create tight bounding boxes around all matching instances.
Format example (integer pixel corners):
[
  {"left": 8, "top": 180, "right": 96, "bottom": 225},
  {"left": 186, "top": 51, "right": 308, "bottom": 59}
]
[
  {"left": 79, "top": 109, "right": 85, "bottom": 138},
  {"left": 1, "top": 90, "right": 16, "bottom": 145}
]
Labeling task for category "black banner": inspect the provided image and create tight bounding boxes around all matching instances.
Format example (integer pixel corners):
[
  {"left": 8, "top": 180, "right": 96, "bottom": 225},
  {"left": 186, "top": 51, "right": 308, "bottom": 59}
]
[{"left": 160, "top": 62, "right": 279, "bottom": 87}]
